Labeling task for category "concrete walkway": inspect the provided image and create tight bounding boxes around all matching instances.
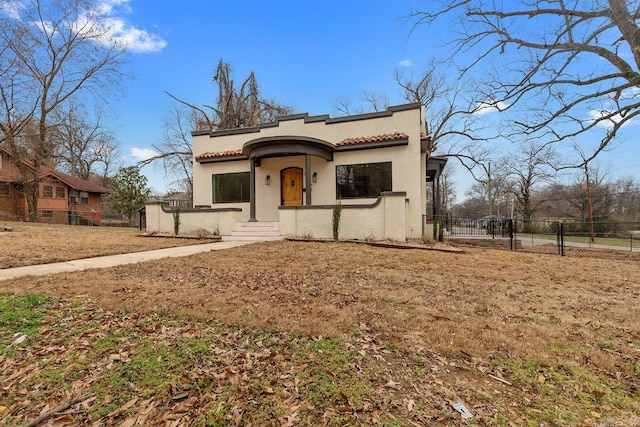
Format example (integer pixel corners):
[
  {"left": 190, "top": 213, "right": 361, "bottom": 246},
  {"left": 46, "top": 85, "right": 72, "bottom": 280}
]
[{"left": 0, "top": 241, "right": 253, "bottom": 281}]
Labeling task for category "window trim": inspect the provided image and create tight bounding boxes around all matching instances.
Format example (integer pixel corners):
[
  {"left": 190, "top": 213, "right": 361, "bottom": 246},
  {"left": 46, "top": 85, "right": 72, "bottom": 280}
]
[
  {"left": 42, "top": 185, "right": 53, "bottom": 198},
  {"left": 212, "top": 172, "right": 251, "bottom": 203},
  {"left": 336, "top": 161, "right": 392, "bottom": 200}
]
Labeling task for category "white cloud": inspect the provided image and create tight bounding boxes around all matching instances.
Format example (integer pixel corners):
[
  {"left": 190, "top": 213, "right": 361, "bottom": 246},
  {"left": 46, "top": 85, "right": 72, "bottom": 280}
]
[
  {"left": 618, "top": 87, "right": 640, "bottom": 100},
  {"left": 474, "top": 100, "right": 508, "bottom": 115},
  {"left": 94, "top": 0, "right": 132, "bottom": 16},
  {"left": 78, "top": 0, "right": 166, "bottom": 53},
  {"left": 98, "top": 16, "right": 167, "bottom": 53},
  {"left": 0, "top": 0, "right": 24, "bottom": 19},
  {"left": 6, "top": 0, "right": 166, "bottom": 53},
  {"left": 587, "top": 109, "right": 640, "bottom": 129},
  {"left": 398, "top": 59, "right": 412, "bottom": 67},
  {"left": 131, "top": 147, "right": 158, "bottom": 161}
]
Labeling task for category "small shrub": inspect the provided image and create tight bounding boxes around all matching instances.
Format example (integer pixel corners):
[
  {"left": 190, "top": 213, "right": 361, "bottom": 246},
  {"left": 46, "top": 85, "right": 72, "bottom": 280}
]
[
  {"left": 332, "top": 202, "right": 342, "bottom": 241},
  {"left": 172, "top": 207, "right": 181, "bottom": 236},
  {"left": 195, "top": 228, "right": 214, "bottom": 239},
  {"left": 422, "top": 234, "right": 436, "bottom": 245}
]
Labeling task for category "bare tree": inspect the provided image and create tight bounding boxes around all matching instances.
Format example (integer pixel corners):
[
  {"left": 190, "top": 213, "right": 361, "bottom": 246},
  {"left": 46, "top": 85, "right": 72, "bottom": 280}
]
[
  {"left": 0, "top": 0, "right": 127, "bottom": 221},
  {"left": 165, "top": 59, "right": 291, "bottom": 131},
  {"left": 0, "top": 18, "right": 38, "bottom": 196},
  {"left": 395, "top": 61, "right": 496, "bottom": 182},
  {"left": 538, "top": 166, "right": 614, "bottom": 221},
  {"left": 50, "top": 102, "right": 120, "bottom": 182},
  {"left": 611, "top": 176, "right": 640, "bottom": 220},
  {"left": 139, "top": 105, "right": 196, "bottom": 200},
  {"left": 466, "top": 168, "right": 515, "bottom": 218},
  {"left": 499, "top": 140, "right": 558, "bottom": 223},
  {"left": 141, "top": 59, "right": 291, "bottom": 199},
  {"left": 410, "top": 0, "right": 640, "bottom": 168}
]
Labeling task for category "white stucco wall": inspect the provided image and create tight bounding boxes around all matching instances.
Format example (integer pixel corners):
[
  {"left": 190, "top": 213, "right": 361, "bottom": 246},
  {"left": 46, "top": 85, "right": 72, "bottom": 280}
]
[
  {"left": 145, "top": 202, "right": 241, "bottom": 235},
  {"left": 191, "top": 104, "right": 427, "bottom": 239},
  {"left": 279, "top": 192, "right": 408, "bottom": 241}
]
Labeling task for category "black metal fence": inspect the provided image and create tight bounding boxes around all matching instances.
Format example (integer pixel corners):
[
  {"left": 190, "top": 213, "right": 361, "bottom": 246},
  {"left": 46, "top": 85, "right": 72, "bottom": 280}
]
[{"left": 440, "top": 216, "right": 640, "bottom": 257}]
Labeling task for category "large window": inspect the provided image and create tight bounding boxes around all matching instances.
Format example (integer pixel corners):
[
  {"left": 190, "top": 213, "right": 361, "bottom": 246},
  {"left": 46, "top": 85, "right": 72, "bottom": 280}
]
[
  {"left": 212, "top": 172, "right": 250, "bottom": 203},
  {"left": 42, "top": 185, "right": 53, "bottom": 198},
  {"left": 336, "top": 162, "right": 392, "bottom": 199},
  {"left": 70, "top": 190, "right": 89, "bottom": 204},
  {"left": 55, "top": 187, "right": 65, "bottom": 198}
]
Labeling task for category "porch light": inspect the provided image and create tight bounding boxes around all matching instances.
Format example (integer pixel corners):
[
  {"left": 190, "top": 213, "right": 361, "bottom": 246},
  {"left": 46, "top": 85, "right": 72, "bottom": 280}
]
[
  {"left": 312, "top": 172, "right": 317, "bottom": 183},
  {"left": 265, "top": 175, "right": 271, "bottom": 185}
]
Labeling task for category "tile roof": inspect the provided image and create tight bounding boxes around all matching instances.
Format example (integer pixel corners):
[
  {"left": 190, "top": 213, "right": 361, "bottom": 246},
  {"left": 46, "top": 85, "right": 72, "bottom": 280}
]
[
  {"left": 336, "top": 132, "right": 409, "bottom": 147},
  {"left": 196, "top": 132, "right": 418, "bottom": 160},
  {"left": 195, "top": 149, "right": 244, "bottom": 161}
]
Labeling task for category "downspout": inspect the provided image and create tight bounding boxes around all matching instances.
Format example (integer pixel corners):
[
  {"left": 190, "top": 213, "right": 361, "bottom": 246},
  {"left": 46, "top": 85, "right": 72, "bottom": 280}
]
[{"left": 249, "top": 158, "right": 257, "bottom": 222}]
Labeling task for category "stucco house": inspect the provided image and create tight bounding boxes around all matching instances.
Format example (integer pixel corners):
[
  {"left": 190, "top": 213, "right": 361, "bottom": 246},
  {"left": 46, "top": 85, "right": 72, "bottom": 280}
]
[
  {"left": 0, "top": 148, "right": 111, "bottom": 225},
  {"left": 145, "top": 102, "right": 447, "bottom": 241}
]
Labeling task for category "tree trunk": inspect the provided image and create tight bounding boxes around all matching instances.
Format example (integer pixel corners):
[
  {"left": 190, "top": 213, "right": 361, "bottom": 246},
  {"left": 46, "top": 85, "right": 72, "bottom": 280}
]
[{"left": 26, "top": 179, "right": 39, "bottom": 222}]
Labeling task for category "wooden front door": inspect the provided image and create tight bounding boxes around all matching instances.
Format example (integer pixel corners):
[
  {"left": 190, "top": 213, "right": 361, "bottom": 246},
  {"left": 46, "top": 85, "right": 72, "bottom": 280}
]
[{"left": 281, "top": 167, "right": 303, "bottom": 206}]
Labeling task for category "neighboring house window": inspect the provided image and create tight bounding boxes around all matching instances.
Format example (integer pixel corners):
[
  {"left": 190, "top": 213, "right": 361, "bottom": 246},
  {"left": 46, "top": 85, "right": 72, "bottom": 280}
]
[
  {"left": 336, "top": 162, "right": 392, "bottom": 199},
  {"left": 42, "top": 185, "right": 53, "bottom": 198},
  {"left": 212, "top": 172, "right": 250, "bottom": 203},
  {"left": 69, "top": 190, "right": 78, "bottom": 204},
  {"left": 0, "top": 183, "right": 9, "bottom": 195},
  {"left": 80, "top": 191, "right": 89, "bottom": 204},
  {"left": 55, "top": 187, "right": 65, "bottom": 198}
]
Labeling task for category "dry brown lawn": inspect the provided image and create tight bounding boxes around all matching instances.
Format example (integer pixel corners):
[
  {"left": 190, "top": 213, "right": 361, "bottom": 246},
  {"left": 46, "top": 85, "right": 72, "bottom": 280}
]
[
  {"left": 0, "top": 221, "right": 210, "bottom": 268},
  {"left": 1, "top": 223, "right": 639, "bottom": 425}
]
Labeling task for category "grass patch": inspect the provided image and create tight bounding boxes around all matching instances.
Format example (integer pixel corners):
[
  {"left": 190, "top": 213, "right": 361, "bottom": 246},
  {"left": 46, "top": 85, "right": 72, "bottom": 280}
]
[
  {"left": 0, "top": 292, "right": 57, "bottom": 352},
  {"left": 492, "top": 357, "right": 636, "bottom": 425}
]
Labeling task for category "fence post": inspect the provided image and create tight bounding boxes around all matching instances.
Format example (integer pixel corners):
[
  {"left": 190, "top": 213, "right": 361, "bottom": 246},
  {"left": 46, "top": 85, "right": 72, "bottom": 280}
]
[
  {"left": 509, "top": 219, "right": 514, "bottom": 251},
  {"left": 558, "top": 222, "right": 565, "bottom": 256}
]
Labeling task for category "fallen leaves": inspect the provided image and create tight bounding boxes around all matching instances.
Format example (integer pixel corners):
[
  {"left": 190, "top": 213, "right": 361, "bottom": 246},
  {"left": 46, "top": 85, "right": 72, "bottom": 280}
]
[
  {"left": 2, "top": 238, "right": 640, "bottom": 425},
  {"left": 0, "top": 296, "right": 525, "bottom": 426}
]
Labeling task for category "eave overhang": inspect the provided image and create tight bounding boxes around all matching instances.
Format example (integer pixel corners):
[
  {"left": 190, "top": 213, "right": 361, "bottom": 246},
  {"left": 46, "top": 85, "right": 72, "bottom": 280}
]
[{"left": 242, "top": 136, "right": 335, "bottom": 161}]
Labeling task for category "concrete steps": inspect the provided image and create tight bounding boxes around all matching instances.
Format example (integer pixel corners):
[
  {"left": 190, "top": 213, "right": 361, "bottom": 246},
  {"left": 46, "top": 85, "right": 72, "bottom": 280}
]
[{"left": 223, "top": 221, "right": 285, "bottom": 242}]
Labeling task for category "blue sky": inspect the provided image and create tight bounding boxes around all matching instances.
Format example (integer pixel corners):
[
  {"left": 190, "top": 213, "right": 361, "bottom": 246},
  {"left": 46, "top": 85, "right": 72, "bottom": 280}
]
[
  {"left": 95, "top": 0, "right": 468, "bottom": 192},
  {"left": 3, "top": 0, "right": 639, "bottom": 199}
]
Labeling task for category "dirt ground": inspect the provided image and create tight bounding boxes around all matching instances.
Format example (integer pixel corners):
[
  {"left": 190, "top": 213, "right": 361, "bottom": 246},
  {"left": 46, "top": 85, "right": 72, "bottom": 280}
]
[{"left": 1, "top": 223, "right": 639, "bottom": 425}]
